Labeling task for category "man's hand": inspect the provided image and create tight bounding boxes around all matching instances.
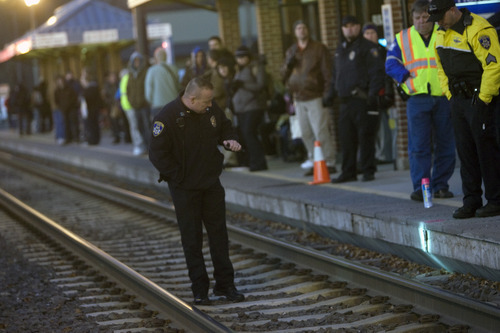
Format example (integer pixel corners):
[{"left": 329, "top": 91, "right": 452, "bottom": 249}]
[{"left": 223, "top": 140, "right": 242, "bottom": 152}]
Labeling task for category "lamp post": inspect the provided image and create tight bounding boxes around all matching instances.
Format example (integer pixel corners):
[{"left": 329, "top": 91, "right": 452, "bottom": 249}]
[
  {"left": 24, "top": 0, "right": 40, "bottom": 87},
  {"left": 25, "top": 0, "right": 40, "bottom": 31}
]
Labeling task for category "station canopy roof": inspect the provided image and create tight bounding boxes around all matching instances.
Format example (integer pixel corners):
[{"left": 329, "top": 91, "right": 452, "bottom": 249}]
[{"left": 0, "top": 0, "right": 138, "bottom": 63}]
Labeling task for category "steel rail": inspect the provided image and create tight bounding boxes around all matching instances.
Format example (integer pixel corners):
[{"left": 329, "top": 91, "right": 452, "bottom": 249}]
[
  {"left": 0, "top": 158, "right": 232, "bottom": 333},
  {"left": 2, "top": 152, "right": 500, "bottom": 331},
  {"left": 229, "top": 227, "right": 500, "bottom": 332}
]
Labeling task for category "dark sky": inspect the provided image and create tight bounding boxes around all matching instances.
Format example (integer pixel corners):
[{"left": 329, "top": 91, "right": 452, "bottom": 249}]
[{"left": 0, "top": 0, "right": 129, "bottom": 47}]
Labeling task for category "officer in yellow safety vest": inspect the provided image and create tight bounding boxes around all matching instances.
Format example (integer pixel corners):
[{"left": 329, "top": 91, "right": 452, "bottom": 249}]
[
  {"left": 386, "top": 0, "right": 456, "bottom": 203},
  {"left": 430, "top": 0, "right": 500, "bottom": 219}
]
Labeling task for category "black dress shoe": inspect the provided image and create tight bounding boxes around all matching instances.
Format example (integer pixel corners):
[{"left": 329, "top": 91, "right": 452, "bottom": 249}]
[
  {"left": 475, "top": 203, "right": 500, "bottom": 218},
  {"left": 193, "top": 295, "right": 211, "bottom": 305},
  {"left": 213, "top": 287, "right": 245, "bottom": 302},
  {"left": 434, "top": 189, "right": 454, "bottom": 198},
  {"left": 453, "top": 206, "right": 479, "bottom": 219},
  {"left": 250, "top": 166, "right": 268, "bottom": 172},
  {"left": 410, "top": 189, "right": 423, "bottom": 202},
  {"left": 362, "top": 174, "right": 375, "bottom": 182},
  {"left": 331, "top": 174, "right": 357, "bottom": 183}
]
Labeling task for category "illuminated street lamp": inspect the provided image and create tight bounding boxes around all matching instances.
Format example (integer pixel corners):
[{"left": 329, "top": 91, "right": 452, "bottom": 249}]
[
  {"left": 25, "top": 0, "right": 40, "bottom": 31},
  {"left": 24, "top": 0, "right": 40, "bottom": 7},
  {"left": 24, "top": 0, "right": 41, "bottom": 91}
]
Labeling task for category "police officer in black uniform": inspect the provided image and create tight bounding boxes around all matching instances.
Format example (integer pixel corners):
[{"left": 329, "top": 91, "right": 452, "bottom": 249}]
[
  {"left": 329, "top": 15, "right": 385, "bottom": 183},
  {"left": 430, "top": 0, "right": 500, "bottom": 218},
  {"left": 149, "top": 77, "right": 244, "bottom": 305}
]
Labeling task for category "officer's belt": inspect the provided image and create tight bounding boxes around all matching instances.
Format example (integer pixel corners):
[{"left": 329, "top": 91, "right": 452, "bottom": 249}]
[{"left": 449, "top": 80, "right": 478, "bottom": 99}]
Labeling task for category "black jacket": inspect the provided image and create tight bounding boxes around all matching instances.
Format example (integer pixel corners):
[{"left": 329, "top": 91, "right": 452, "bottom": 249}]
[
  {"left": 149, "top": 95, "right": 237, "bottom": 190},
  {"left": 330, "top": 35, "right": 385, "bottom": 102}
]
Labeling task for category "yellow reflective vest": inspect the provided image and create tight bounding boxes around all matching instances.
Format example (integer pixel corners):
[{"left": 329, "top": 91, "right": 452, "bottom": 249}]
[
  {"left": 396, "top": 25, "right": 443, "bottom": 96},
  {"left": 119, "top": 73, "right": 132, "bottom": 111}
]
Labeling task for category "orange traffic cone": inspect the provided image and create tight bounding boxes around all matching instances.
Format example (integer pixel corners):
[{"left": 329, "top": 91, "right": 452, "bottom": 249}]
[{"left": 308, "top": 140, "right": 331, "bottom": 185}]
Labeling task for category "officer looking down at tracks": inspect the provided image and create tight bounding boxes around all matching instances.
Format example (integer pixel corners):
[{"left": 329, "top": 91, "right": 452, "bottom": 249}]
[
  {"left": 149, "top": 77, "right": 245, "bottom": 305},
  {"left": 430, "top": 0, "right": 500, "bottom": 218}
]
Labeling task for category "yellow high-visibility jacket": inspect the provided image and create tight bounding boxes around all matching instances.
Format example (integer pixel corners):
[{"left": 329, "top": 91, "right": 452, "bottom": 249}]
[{"left": 435, "top": 10, "right": 500, "bottom": 103}]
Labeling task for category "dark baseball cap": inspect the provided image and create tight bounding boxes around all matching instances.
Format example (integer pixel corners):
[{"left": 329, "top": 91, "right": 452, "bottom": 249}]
[
  {"left": 427, "top": 0, "right": 456, "bottom": 22},
  {"left": 342, "top": 15, "right": 360, "bottom": 26}
]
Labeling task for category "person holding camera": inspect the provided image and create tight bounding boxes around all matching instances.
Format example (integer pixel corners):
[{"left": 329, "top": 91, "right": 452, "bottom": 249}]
[
  {"left": 386, "top": 0, "right": 456, "bottom": 201},
  {"left": 281, "top": 20, "right": 336, "bottom": 177}
]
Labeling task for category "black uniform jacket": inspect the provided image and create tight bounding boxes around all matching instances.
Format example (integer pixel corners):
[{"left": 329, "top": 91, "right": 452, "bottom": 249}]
[
  {"left": 149, "top": 95, "right": 237, "bottom": 190},
  {"left": 331, "top": 36, "right": 385, "bottom": 100}
]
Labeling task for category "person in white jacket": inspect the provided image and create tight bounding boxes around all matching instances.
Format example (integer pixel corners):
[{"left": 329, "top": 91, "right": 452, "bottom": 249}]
[{"left": 145, "top": 47, "right": 180, "bottom": 120}]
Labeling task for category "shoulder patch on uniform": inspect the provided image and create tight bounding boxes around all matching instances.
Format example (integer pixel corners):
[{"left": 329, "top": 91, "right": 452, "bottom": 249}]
[
  {"left": 210, "top": 115, "right": 216, "bottom": 127},
  {"left": 153, "top": 121, "right": 165, "bottom": 137},
  {"left": 479, "top": 35, "right": 491, "bottom": 49},
  {"left": 486, "top": 53, "right": 497, "bottom": 65}
]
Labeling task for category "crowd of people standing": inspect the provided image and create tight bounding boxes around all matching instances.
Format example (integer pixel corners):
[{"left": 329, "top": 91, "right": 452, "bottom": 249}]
[{"left": 3, "top": 1, "right": 500, "bottom": 220}]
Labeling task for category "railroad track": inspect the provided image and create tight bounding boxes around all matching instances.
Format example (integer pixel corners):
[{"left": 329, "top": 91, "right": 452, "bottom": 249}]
[{"left": 0, "top": 152, "right": 498, "bottom": 332}]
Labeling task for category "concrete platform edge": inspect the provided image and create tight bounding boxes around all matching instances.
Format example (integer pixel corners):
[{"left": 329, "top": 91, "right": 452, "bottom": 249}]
[{"left": 1, "top": 137, "right": 499, "bottom": 279}]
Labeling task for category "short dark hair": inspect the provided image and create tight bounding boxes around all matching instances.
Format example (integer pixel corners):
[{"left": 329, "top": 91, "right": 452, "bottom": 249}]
[
  {"left": 208, "top": 36, "right": 222, "bottom": 43},
  {"left": 412, "top": 0, "right": 430, "bottom": 14},
  {"left": 185, "top": 76, "right": 213, "bottom": 96}
]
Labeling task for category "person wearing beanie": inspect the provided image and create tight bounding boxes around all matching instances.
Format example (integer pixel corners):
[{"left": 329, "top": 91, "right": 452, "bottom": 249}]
[
  {"left": 386, "top": 0, "right": 456, "bottom": 202},
  {"left": 362, "top": 23, "right": 395, "bottom": 165},
  {"left": 215, "top": 55, "right": 240, "bottom": 168},
  {"left": 181, "top": 46, "right": 207, "bottom": 87},
  {"left": 281, "top": 20, "right": 336, "bottom": 177},
  {"left": 231, "top": 45, "right": 269, "bottom": 171}
]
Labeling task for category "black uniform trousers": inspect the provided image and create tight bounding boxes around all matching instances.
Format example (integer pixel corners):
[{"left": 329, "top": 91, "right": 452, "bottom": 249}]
[
  {"left": 168, "top": 179, "right": 235, "bottom": 297},
  {"left": 338, "top": 97, "right": 379, "bottom": 178},
  {"left": 450, "top": 96, "right": 500, "bottom": 207}
]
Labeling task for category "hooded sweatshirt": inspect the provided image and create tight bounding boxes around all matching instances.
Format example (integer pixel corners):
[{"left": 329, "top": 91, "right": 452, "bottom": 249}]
[{"left": 126, "top": 51, "right": 149, "bottom": 110}]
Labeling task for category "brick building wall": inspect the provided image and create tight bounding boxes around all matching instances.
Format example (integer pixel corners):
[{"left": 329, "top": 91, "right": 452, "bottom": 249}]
[
  {"left": 215, "top": 0, "right": 241, "bottom": 53},
  {"left": 255, "top": 0, "right": 284, "bottom": 83}
]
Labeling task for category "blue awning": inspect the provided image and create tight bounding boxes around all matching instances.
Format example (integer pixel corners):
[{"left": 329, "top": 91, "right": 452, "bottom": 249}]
[{"left": 0, "top": 0, "right": 135, "bottom": 63}]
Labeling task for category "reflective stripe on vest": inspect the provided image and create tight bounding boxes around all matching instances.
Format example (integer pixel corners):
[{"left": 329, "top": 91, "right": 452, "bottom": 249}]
[{"left": 396, "top": 26, "right": 443, "bottom": 96}]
